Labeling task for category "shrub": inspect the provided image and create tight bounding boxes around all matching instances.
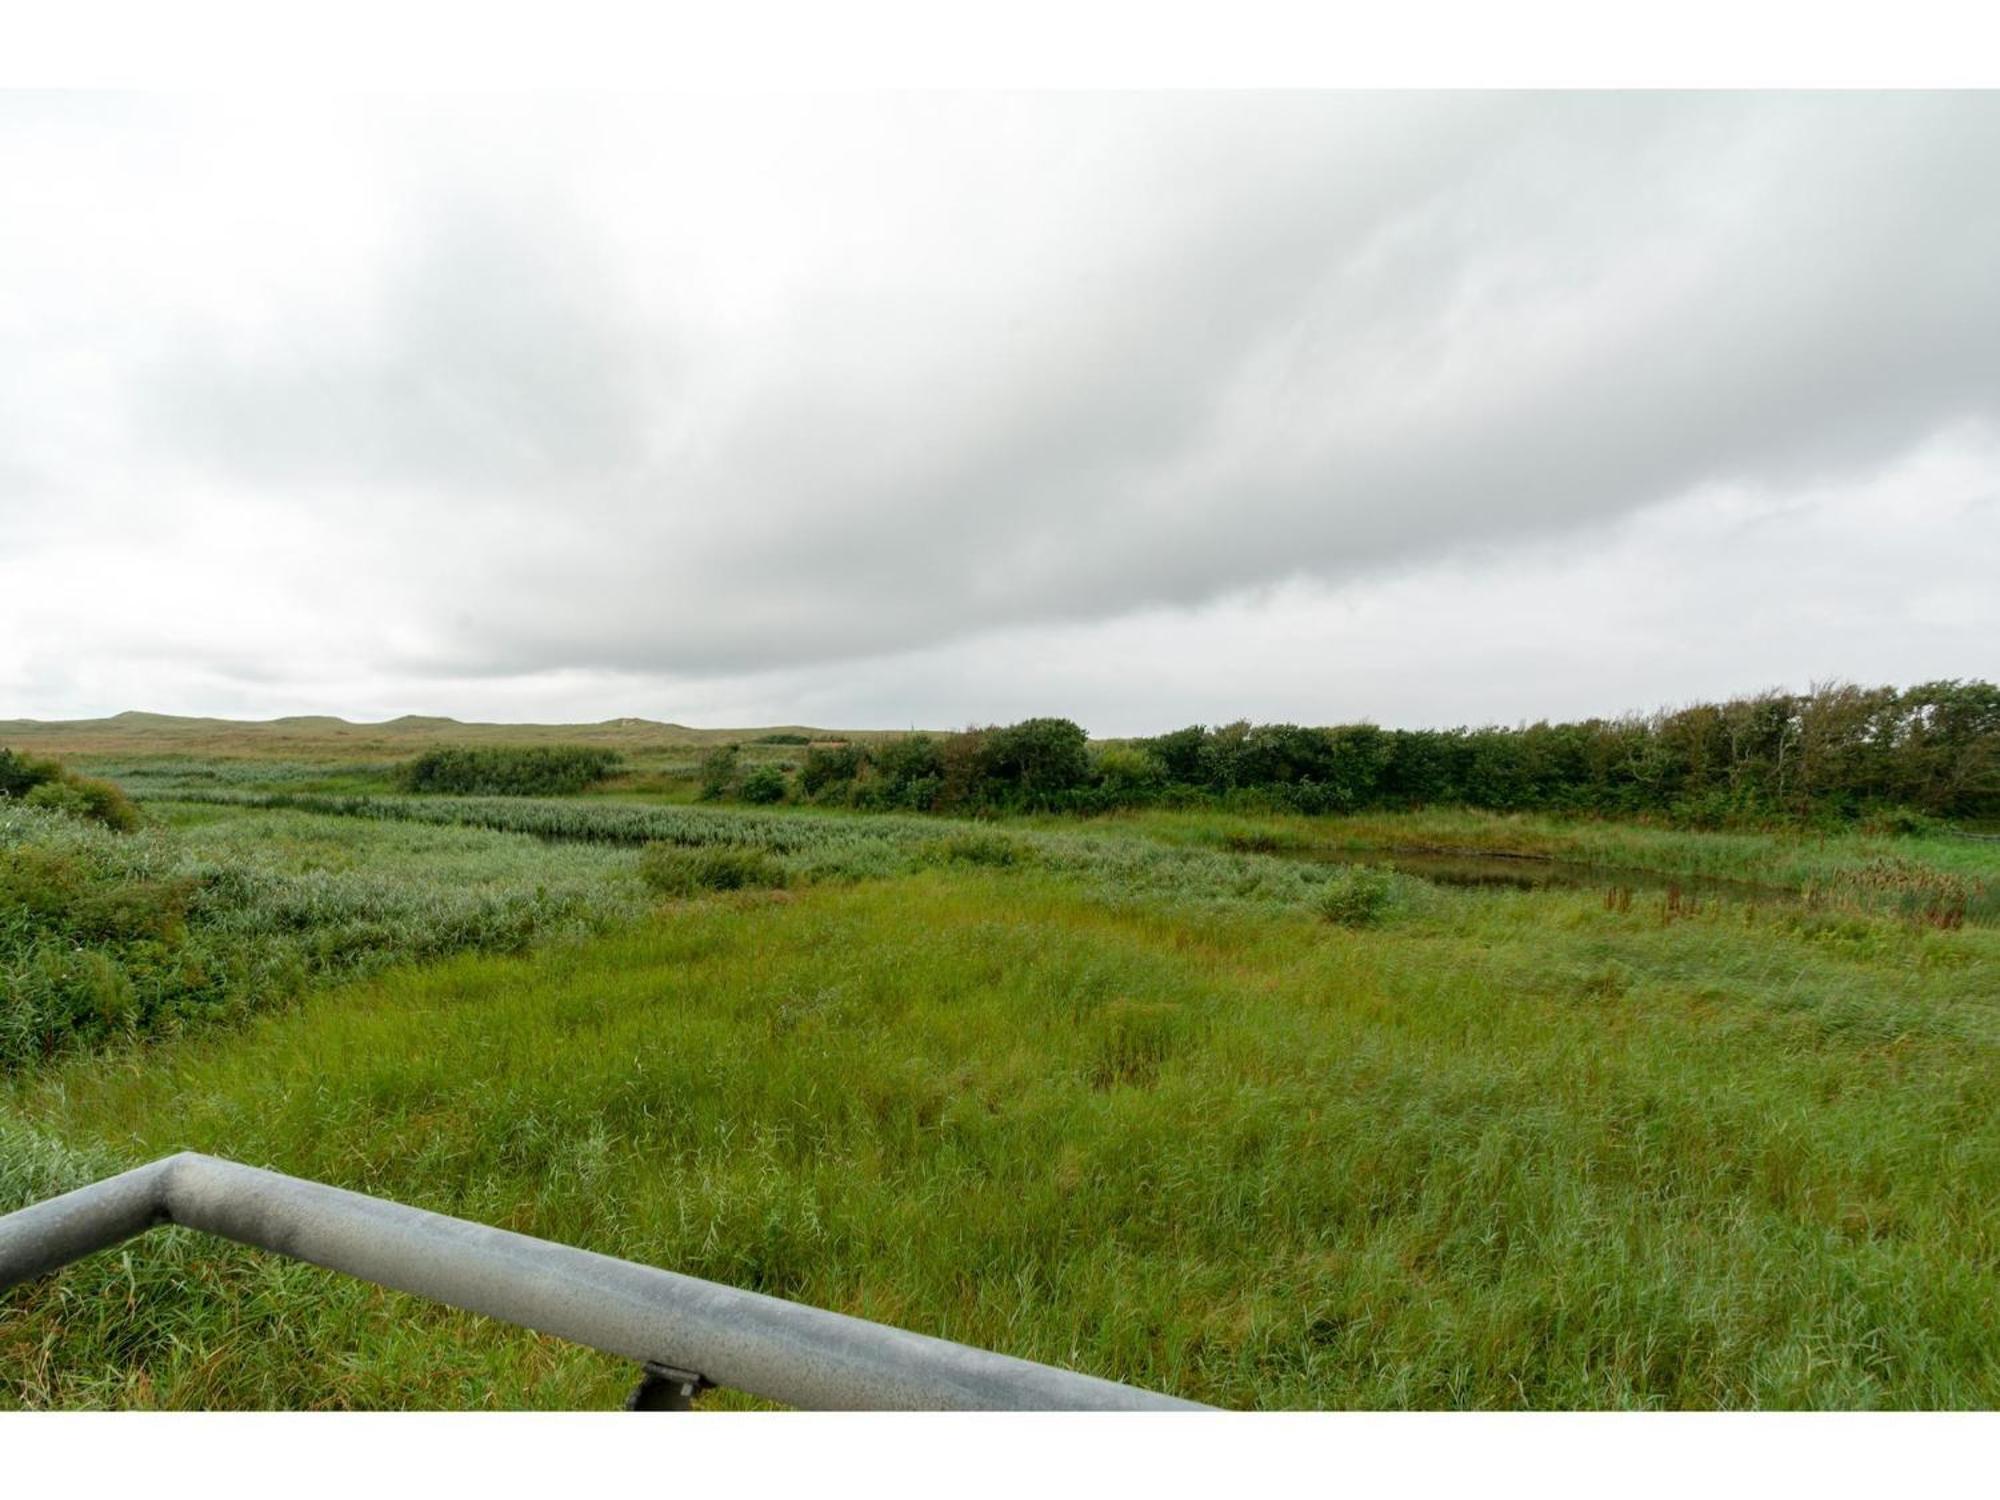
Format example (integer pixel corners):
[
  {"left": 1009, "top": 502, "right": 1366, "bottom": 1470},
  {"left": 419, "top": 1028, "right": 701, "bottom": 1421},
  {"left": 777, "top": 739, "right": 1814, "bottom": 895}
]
[
  {"left": 23, "top": 781, "right": 93, "bottom": 821},
  {"left": 0, "top": 750, "right": 139, "bottom": 831},
  {"left": 741, "top": 766, "right": 788, "bottom": 805},
  {"left": 697, "top": 745, "right": 741, "bottom": 802},
  {"left": 75, "top": 777, "right": 138, "bottom": 833},
  {"left": 1092, "top": 745, "right": 1165, "bottom": 802},
  {"left": 874, "top": 735, "right": 945, "bottom": 810},
  {"left": 397, "top": 745, "right": 622, "bottom": 797},
  {"left": 0, "top": 749, "right": 60, "bottom": 799},
  {"left": 980, "top": 717, "right": 1091, "bottom": 805},
  {"left": 1144, "top": 726, "right": 1209, "bottom": 783},
  {"left": 1315, "top": 866, "right": 1396, "bottom": 927},
  {"left": 638, "top": 844, "right": 790, "bottom": 897},
  {"left": 1861, "top": 806, "right": 1943, "bottom": 837},
  {"left": 799, "top": 743, "right": 864, "bottom": 799}
]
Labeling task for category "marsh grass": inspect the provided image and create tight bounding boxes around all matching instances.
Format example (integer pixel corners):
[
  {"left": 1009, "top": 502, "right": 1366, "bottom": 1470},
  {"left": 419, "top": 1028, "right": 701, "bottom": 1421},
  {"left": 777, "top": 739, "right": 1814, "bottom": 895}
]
[
  {"left": 1315, "top": 867, "right": 1397, "bottom": 927},
  {"left": 4, "top": 792, "right": 1444, "bottom": 1068},
  {"left": 0, "top": 801, "right": 647, "bottom": 1067},
  {"left": 1805, "top": 857, "right": 1978, "bottom": 931},
  {"left": 639, "top": 845, "right": 789, "bottom": 897},
  {"left": 3, "top": 778, "right": 1998, "bottom": 1410},
  {"left": 3, "top": 868, "right": 1996, "bottom": 1409},
  {"left": 1096, "top": 806, "right": 2000, "bottom": 916}
]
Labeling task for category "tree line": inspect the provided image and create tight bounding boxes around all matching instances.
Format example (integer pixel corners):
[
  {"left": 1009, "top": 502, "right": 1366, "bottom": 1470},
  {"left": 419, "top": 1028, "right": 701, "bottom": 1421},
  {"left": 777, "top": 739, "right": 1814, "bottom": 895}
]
[{"left": 747, "top": 680, "right": 1999, "bottom": 825}]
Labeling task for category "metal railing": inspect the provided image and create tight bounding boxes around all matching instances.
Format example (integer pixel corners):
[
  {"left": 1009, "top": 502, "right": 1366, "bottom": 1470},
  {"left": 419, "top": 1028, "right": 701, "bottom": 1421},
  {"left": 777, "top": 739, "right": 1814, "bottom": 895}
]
[{"left": 0, "top": 1152, "right": 1202, "bottom": 1411}]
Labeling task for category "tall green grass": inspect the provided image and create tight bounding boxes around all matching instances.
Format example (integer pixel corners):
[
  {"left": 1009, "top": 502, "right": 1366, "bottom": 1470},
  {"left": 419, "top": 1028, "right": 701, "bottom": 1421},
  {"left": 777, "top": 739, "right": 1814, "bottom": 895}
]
[
  {"left": 6, "top": 792, "right": 1456, "bottom": 1069},
  {"left": 88, "top": 758, "right": 400, "bottom": 797},
  {"left": 161, "top": 791, "right": 1465, "bottom": 923},
  {"left": 1097, "top": 806, "right": 2000, "bottom": 916},
  {"left": 5, "top": 782, "right": 1997, "bottom": 1409},
  {"left": 5, "top": 868, "right": 1995, "bottom": 1408},
  {"left": 150, "top": 789, "right": 2000, "bottom": 919},
  {"left": 11, "top": 787, "right": 1992, "bottom": 1073}
]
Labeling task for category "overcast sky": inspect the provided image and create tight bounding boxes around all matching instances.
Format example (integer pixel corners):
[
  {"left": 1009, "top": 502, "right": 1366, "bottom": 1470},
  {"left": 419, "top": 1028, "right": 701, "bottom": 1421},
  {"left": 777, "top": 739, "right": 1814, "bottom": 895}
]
[{"left": 2, "top": 92, "right": 1995, "bottom": 734}]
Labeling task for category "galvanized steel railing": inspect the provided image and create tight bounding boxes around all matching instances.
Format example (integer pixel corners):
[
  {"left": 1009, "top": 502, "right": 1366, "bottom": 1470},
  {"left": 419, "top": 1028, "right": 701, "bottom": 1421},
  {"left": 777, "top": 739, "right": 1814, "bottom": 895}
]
[{"left": 0, "top": 1152, "right": 1201, "bottom": 1411}]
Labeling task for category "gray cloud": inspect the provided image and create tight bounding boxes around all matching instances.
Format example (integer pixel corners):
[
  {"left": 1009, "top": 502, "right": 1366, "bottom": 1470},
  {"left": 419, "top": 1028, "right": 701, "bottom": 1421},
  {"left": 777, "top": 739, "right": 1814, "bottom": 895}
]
[
  {"left": 149, "top": 190, "right": 671, "bottom": 502},
  {"left": 2, "top": 93, "right": 1997, "bottom": 723}
]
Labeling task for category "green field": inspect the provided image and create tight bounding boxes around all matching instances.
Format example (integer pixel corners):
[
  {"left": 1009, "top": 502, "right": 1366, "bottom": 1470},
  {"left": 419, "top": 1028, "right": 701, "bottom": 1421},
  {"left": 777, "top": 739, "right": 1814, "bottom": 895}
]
[{"left": 3, "top": 746, "right": 1998, "bottom": 1409}]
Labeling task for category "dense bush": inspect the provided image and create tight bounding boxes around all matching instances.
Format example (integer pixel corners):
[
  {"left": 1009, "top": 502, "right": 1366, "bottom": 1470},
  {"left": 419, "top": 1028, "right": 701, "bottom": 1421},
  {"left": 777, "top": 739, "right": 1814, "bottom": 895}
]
[
  {"left": 1092, "top": 745, "right": 1166, "bottom": 801},
  {"left": 397, "top": 745, "right": 621, "bottom": 797},
  {"left": 979, "top": 717, "right": 1093, "bottom": 804},
  {"left": 0, "top": 749, "right": 48, "bottom": 799},
  {"left": 799, "top": 742, "right": 864, "bottom": 799},
  {"left": 696, "top": 745, "right": 741, "bottom": 802},
  {"left": 0, "top": 748, "right": 140, "bottom": 831},
  {"left": 867, "top": 734, "right": 945, "bottom": 811},
  {"left": 740, "top": 766, "right": 788, "bottom": 805}
]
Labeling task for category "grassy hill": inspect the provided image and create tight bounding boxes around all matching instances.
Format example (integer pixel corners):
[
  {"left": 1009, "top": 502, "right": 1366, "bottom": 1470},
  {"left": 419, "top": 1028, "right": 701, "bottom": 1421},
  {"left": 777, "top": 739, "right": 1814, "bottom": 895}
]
[{"left": 0, "top": 711, "right": 892, "bottom": 760}]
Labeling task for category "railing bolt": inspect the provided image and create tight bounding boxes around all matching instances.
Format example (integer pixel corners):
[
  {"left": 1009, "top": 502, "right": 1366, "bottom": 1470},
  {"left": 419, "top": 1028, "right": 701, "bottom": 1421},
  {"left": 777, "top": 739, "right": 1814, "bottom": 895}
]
[{"left": 626, "top": 1362, "right": 710, "bottom": 1411}]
